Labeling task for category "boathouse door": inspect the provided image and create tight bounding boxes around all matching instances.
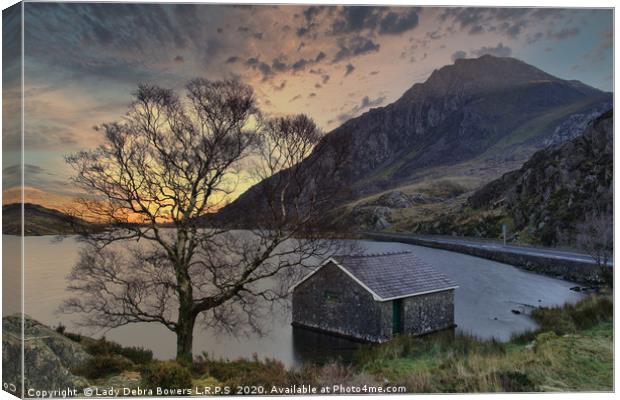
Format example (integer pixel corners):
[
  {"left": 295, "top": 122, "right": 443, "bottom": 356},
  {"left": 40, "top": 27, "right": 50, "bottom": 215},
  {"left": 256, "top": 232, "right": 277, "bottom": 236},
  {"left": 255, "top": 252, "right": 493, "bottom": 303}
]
[{"left": 392, "top": 299, "right": 403, "bottom": 334}]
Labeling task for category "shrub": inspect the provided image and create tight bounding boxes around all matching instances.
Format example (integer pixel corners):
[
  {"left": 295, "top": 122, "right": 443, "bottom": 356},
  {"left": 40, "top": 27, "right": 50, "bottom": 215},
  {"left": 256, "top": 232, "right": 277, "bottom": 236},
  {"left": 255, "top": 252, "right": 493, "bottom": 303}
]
[
  {"left": 83, "top": 337, "right": 152, "bottom": 365},
  {"left": 510, "top": 330, "right": 537, "bottom": 345},
  {"left": 55, "top": 324, "right": 66, "bottom": 335},
  {"left": 497, "top": 371, "right": 536, "bottom": 392},
  {"left": 84, "top": 337, "right": 123, "bottom": 356},
  {"left": 353, "top": 331, "right": 505, "bottom": 368},
  {"left": 74, "top": 354, "right": 133, "bottom": 379},
  {"left": 532, "top": 295, "right": 613, "bottom": 335},
  {"left": 142, "top": 360, "right": 193, "bottom": 390},
  {"left": 533, "top": 331, "right": 558, "bottom": 351},
  {"left": 63, "top": 332, "right": 83, "bottom": 343},
  {"left": 197, "top": 354, "right": 288, "bottom": 387},
  {"left": 118, "top": 346, "right": 153, "bottom": 365}
]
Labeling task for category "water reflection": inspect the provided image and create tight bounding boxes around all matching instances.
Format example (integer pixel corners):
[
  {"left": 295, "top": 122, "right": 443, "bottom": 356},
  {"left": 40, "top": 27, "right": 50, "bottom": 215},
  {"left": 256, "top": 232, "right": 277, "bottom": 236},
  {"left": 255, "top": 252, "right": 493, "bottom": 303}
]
[{"left": 291, "top": 326, "right": 362, "bottom": 365}]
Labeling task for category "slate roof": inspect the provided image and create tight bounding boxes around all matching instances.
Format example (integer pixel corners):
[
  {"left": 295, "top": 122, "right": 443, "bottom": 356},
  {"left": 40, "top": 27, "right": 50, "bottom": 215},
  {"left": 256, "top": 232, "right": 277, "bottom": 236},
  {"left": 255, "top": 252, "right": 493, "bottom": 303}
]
[{"left": 329, "top": 251, "right": 457, "bottom": 300}]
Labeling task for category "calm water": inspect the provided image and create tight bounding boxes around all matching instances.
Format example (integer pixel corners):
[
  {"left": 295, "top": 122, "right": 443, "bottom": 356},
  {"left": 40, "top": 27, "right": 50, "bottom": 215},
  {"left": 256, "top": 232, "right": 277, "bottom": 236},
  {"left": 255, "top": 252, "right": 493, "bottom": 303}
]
[{"left": 4, "top": 235, "right": 584, "bottom": 366}]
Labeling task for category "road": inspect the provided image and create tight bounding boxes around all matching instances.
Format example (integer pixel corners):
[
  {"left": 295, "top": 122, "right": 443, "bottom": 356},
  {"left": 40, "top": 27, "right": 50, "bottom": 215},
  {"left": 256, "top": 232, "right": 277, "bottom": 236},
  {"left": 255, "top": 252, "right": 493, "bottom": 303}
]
[{"left": 363, "top": 232, "right": 611, "bottom": 267}]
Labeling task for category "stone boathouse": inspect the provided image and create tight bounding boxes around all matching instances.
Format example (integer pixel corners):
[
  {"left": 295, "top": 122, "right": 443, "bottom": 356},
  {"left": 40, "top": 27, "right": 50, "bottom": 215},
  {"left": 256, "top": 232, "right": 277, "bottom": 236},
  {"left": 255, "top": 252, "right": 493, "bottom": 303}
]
[{"left": 291, "top": 252, "right": 458, "bottom": 342}]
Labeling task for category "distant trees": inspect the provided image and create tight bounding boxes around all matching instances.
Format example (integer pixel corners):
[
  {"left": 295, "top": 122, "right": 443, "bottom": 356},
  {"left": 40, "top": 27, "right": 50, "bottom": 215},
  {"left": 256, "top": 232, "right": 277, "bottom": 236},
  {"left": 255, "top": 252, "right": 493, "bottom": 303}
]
[{"left": 62, "top": 79, "right": 345, "bottom": 364}]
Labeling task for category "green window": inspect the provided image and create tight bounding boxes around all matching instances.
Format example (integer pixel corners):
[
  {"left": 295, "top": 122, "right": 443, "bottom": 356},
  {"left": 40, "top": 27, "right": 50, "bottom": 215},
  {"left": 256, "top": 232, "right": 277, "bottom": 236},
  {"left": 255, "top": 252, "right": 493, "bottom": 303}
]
[{"left": 325, "top": 291, "right": 340, "bottom": 303}]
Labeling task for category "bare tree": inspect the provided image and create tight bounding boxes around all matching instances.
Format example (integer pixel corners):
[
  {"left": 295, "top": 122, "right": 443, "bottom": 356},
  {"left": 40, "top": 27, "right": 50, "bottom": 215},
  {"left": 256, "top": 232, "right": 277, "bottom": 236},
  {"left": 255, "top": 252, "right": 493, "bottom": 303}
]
[
  {"left": 576, "top": 204, "right": 613, "bottom": 286},
  {"left": 61, "top": 79, "right": 345, "bottom": 364}
]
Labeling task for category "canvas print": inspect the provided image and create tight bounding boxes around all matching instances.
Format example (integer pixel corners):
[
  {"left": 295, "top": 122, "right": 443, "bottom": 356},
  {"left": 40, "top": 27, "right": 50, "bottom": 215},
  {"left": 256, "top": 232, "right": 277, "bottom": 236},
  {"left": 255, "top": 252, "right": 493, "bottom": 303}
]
[{"left": 1, "top": 2, "right": 614, "bottom": 397}]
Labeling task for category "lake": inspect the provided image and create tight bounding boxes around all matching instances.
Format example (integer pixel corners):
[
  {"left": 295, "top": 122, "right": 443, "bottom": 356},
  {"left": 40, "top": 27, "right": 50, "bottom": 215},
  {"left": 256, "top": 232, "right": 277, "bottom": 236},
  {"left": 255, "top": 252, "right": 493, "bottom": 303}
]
[{"left": 4, "top": 235, "right": 584, "bottom": 367}]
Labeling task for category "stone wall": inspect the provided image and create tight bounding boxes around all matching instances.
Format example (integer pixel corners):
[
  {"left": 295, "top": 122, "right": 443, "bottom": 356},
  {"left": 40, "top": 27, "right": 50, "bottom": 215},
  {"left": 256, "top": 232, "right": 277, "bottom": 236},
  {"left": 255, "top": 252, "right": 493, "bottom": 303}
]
[
  {"left": 402, "top": 290, "right": 455, "bottom": 335},
  {"left": 292, "top": 262, "right": 392, "bottom": 342},
  {"left": 365, "top": 233, "right": 607, "bottom": 284}
]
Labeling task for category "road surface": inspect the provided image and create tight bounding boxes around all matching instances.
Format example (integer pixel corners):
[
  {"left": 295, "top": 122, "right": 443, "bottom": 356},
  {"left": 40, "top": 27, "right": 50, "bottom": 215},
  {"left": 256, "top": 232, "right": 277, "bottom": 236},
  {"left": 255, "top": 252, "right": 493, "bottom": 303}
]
[{"left": 364, "top": 232, "right": 612, "bottom": 267}]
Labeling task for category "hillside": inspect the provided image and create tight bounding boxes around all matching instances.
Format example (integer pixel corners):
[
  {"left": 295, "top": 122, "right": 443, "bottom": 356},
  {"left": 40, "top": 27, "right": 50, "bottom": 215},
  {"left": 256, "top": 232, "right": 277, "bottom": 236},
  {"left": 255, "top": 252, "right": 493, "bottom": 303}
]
[
  {"left": 218, "top": 55, "right": 611, "bottom": 227},
  {"left": 2, "top": 203, "right": 91, "bottom": 236},
  {"left": 406, "top": 110, "right": 613, "bottom": 247}
]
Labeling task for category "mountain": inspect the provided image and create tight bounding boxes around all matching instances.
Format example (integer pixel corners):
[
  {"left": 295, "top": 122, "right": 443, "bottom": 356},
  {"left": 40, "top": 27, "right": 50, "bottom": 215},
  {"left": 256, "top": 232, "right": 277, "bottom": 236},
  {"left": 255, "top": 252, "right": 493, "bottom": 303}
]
[
  {"left": 2, "top": 203, "right": 92, "bottom": 236},
  {"left": 409, "top": 110, "right": 613, "bottom": 247},
  {"left": 217, "top": 55, "right": 611, "bottom": 227}
]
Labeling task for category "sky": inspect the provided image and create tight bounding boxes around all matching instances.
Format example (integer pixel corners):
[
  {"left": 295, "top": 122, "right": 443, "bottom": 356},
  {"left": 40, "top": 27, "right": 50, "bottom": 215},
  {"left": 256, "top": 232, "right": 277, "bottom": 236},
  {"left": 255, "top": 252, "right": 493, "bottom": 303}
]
[{"left": 2, "top": 3, "right": 614, "bottom": 210}]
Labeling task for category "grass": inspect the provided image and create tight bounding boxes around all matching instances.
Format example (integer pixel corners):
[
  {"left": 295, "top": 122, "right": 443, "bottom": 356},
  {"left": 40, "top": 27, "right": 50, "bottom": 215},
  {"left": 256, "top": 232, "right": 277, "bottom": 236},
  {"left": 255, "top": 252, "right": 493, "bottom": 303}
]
[
  {"left": 487, "top": 97, "right": 608, "bottom": 154},
  {"left": 351, "top": 294, "right": 613, "bottom": 392},
  {"left": 358, "top": 322, "right": 612, "bottom": 392},
  {"left": 331, "top": 176, "right": 481, "bottom": 231}
]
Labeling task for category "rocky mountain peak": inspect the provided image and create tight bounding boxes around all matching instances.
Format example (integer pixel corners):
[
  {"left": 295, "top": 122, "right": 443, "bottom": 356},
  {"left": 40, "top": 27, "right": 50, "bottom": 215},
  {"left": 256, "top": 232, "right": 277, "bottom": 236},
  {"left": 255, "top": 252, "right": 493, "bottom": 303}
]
[
  {"left": 217, "top": 56, "right": 611, "bottom": 226},
  {"left": 399, "top": 55, "right": 590, "bottom": 102}
]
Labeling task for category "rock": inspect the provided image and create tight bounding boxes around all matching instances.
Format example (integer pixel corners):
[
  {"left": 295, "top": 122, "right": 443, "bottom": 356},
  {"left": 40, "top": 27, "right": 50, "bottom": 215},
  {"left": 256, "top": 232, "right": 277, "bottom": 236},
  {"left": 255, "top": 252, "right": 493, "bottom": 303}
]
[
  {"left": 374, "top": 191, "right": 413, "bottom": 208},
  {"left": 101, "top": 371, "right": 142, "bottom": 389},
  {"left": 467, "top": 110, "right": 613, "bottom": 248},
  {"left": 409, "top": 193, "right": 433, "bottom": 204},
  {"left": 351, "top": 205, "right": 393, "bottom": 230},
  {"left": 370, "top": 207, "right": 392, "bottom": 230},
  {"left": 3, "top": 315, "right": 91, "bottom": 396},
  {"left": 543, "top": 102, "right": 612, "bottom": 147}
]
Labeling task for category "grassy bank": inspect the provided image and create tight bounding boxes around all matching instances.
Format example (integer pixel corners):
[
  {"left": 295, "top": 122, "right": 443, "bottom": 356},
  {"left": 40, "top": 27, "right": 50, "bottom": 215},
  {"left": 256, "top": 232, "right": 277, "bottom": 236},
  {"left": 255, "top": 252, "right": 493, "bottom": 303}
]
[
  {"left": 353, "top": 294, "right": 613, "bottom": 392},
  {"left": 61, "top": 295, "right": 613, "bottom": 393}
]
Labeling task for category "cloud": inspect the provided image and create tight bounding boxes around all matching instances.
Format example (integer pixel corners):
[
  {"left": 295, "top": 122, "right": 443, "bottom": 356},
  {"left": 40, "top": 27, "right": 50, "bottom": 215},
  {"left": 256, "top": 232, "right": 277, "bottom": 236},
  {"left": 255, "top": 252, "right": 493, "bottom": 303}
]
[
  {"left": 244, "top": 57, "right": 274, "bottom": 80},
  {"left": 271, "top": 57, "right": 288, "bottom": 72},
  {"left": 451, "top": 50, "right": 467, "bottom": 61},
  {"left": 440, "top": 7, "right": 564, "bottom": 39},
  {"left": 471, "top": 43, "right": 512, "bottom": 58},
  {"left": 2, "top": 164, "right": 62, "bottom": 193},
  {"left": 333, "top": 36, "right": 380, "bottom": 62},
  {"left": 292, "top": 58, "right": 310, "bottom": 71},
  {"left": 344, "top": 63, "right": 355, "bottom": 76},
  {"left": 273, "top": 80, "right": 286, "bottom": 91},
  {"left": 330, "top": 6, "right": 420, "bottom": 36},
  {"left": 332, "top": 94, "right": 386, "bottom": 124},
  {"left": 525, "top": 31, "right": 544, "bottom": 44},
  {"left": 582, "top": 28, "right": 612, "bottom": 64},
  {"left": 296, "top": 5, "right": 326, "bottom": 37},
  {"left": 546, "top": 27, "right": 580, "bottom": 41},
  {"left": 359, "top": 95, "right": 385, "bottom": 109},
  {"left": 248, "top": 51, "right": 328, "bottom": 78},
  {"left": 3, "top": 163, "right": 46, "bottom": 177},
  {"left": 378, "top": 9, "right": 419, "bottom": 34},
  {"left": 245, "top": 57, "right": 259, "bottom": 66},
  {"left": 331, "top": 6, "right": 380, "bottom": 34},
  {"left": 426, "top": 29, "right": 443, "bottom": 40}
]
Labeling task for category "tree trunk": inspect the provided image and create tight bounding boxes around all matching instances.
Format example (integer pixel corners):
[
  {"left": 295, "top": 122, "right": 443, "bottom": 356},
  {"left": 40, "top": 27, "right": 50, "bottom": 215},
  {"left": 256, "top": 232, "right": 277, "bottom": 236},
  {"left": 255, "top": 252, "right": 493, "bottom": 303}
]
[
  {"left": 175, "top": 260, "right": 196, "bottom": 366},
  {"left": 175, "top": 309, "right": 196, "bottom": 366}
]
